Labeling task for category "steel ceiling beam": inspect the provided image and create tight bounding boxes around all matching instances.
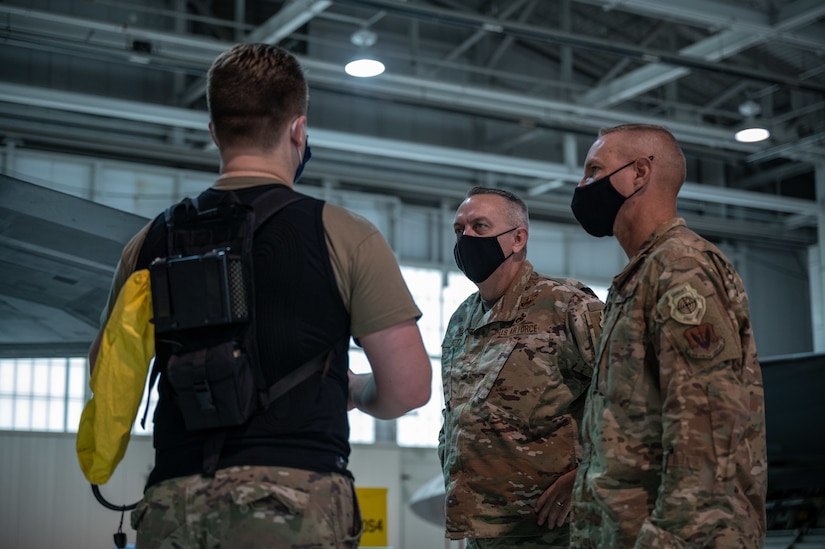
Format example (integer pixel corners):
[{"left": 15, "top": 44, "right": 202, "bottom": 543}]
[
  {"left": 331, "top": 0, "right": 825, "bottom": 94},
  {"left": 180, "top": 0, "right": 332, "bottom": 106},
  {"left": 0, "top": 6, "right": 763, "bottom": 151},
  {"left": 576, "top": 0, "right": 825, "bottom": 51},
  {"left": 0, "top": 83, "right": 816, "bottom": 221},
  {"left": 299, "top": 58, "right": 752, "bottom": 150},
  {"left": 248, "top": 0, "right": 332, "bottom": 44},
  {"left": 424, "top": 0, "right": 531, "bottom": 78},
  {"left": 579, "top": 0, "right": 825, "bottom": 107}
]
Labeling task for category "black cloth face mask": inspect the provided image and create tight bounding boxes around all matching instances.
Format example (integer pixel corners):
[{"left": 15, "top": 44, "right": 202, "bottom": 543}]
[
  {"left": 293, "top": 139, "right": 311, "bottom": 183},
  {"left": 454, "top": 227, "right": 517, "bottom": 283},
  {"left": 570, "top": 157, "right": 650, "bottom": 237}
]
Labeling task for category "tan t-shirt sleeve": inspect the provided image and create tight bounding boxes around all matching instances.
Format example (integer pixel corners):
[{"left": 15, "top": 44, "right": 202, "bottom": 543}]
[
  {"left": 322, "top": 203, "right": 422, "bottom": 339},
  {"left": 100, "top": 221, "right": 152, "bottom": 327}
]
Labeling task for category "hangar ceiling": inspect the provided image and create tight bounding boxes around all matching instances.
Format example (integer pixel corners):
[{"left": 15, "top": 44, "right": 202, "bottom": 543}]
[{"left": 0, "top": 0, "right": 823, "bottom": 349}]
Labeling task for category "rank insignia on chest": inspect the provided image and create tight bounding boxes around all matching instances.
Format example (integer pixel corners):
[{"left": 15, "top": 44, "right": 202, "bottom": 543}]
[{"left": 518, "top": 294, "right": 538, "bottom": 309}]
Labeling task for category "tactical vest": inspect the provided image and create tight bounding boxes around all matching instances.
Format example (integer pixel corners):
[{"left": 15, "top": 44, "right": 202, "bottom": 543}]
[{"left": 137, "top": 184, "right": 351, "bottom": 488}]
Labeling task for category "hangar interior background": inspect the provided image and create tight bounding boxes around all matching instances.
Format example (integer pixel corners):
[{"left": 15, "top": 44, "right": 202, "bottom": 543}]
[{"left": 0, "top": 1, "right": 824, "bottom": 547}]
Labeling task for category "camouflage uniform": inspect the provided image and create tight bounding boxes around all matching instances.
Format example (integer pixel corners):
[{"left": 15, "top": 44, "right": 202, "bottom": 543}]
[
  {"left": 571, "top": 218, "right": 767, "bottom": 548},
  {"left": 131, "top": 465, "right": 361, "bottom": 548},
  {"left": 438, "top": 261, "right": 603, "bottom": 546}
]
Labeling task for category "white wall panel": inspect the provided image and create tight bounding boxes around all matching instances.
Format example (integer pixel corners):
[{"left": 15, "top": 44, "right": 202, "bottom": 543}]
[
  {"left": 333, "top": 192, "right": 400, "bottom": 244},
  {"left": 0, "top": 431, "right": 153, "bottom": 549},
  {"left": 12, "top": 154, "right": 93, "bottom": 199},
  {"left": 398, "top": 207, "right": 434, "bottom": 261},
  {"left": 99, "top": 166, "right": 179, "bottom": 217},
  {"left": 744, "top": 246, "right": 813, "bottom": 355},
  {"left": 564, "top": 232, "right": 627, "bottom": 288}
]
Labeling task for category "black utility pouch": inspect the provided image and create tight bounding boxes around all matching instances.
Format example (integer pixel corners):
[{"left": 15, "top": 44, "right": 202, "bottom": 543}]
[
  {"left": 165, "top": 341, "right": 257, "bottom": 431},
  {"left": 149, "top": 248, "right": 249, "bottom": 334}
]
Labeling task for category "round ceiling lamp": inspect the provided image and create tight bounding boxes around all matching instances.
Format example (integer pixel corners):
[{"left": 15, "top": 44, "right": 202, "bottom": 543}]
[
  {"left": 734, "top": 127, "right": 771, "bottom": 143},
  {"left": 345, "top": 28, "right": 385, "bottom": 78},
  {"left": 345, "top": 58, "right": 385, "bottom": 77},
  {"left": 734, "top": 100, "right": 771, "bottom": 143}
]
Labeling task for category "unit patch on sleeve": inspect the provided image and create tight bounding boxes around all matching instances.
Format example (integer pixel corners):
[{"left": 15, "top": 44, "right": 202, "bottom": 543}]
[
  {"left": 683, "top": 322, "right": 725, "bottom": 359},
  {"left": 663, "top": 283, "right": 706, "bottom": 325}
]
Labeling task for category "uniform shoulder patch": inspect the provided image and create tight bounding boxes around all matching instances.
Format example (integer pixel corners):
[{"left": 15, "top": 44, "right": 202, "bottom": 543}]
[
  {"left": 683, "top": 322, "right": 725, "bottom": 359},
  {"left": 662, "top": 283, "right": 705, "bottom": 325}
]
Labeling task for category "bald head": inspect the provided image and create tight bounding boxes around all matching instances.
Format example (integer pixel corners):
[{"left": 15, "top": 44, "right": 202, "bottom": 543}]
[{"left": 599, "top": 124, "right": 686, "bottom": 197}]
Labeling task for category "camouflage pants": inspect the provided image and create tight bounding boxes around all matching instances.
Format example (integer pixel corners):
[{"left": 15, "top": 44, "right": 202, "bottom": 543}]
[
  {"left": 131, "top": 465, "right": 362, "bottom": 548},
  {"left": 465, "top": 524, "right": 570, "bottom": 549}
]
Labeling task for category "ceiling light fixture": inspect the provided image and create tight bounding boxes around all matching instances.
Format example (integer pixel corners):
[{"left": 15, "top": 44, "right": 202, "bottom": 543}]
[
  {"left": 345, "top": 28, "right": 385, "bottom": 78},
  {"left": 734, "top": 100, "right": 771, "bottom": 143},
  {"left": 734, "top": 127, "right": 771, "bottom": 143}
]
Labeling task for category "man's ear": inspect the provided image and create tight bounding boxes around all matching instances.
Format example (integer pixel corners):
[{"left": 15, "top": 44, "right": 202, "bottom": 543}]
[
  {"left": 512, "top": 227, "right": 528, "bottom": 254},
  {"left": 290, "top": 115, "right": 307, "bottom": 146},
  {"left": 208, "top": 121, "right": 219, "bottom": 148},
  {"left": 633, "top": 155, "right": 653, "bottom": 189}
]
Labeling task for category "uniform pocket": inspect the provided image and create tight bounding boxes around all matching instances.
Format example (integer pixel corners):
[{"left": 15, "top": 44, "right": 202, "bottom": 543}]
[
  {"left": 130, "top": 494, "right": 179, "bottom": 542},
  {"left": 230, "top": 481, "right": 310, "bottom": 516},
  {"left": 130, "top": 499, "right": 148, "bottom": 531},
  {"left": 636, "top": 519, "right": 688, "bottom": 548},
  {"left": 338, "top": 482, "right": 364, "bottom": 548},
  {"left": 707, "top": 384, "right": 746, "bottom": 498}
]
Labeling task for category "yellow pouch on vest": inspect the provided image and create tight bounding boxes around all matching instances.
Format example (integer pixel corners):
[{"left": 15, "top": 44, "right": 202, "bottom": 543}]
[{"left": 76, "top": 269, "right": 155, "bottom": 485}]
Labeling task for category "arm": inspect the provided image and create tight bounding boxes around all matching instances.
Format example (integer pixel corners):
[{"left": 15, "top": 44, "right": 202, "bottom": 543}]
[
  {"left": 88, "top": 258, "right": 129, "bottom": 375},
  {"left": 638, "top": 256, "right": 758, "bottom": 546},
  {"left": 534, "top": 287, "right": 603, "bottom": 528},
  {"left": 565, "top": 287, "right": 604, "bottom": 402},
  {"left": 89, "top": 222, "right": 152, "bottom": 374},
  {"left": 348, "top": 318, "right": 432, "bottom": 419}
]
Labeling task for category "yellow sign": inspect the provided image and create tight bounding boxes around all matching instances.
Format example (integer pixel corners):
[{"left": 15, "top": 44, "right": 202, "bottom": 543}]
[{"left": 355, "top": 486, "right": 388, "bottom": 547}]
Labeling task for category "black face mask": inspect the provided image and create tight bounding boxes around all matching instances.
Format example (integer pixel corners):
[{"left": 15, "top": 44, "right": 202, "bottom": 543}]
[
  {"left": 570, "top": 158, "right": 647, "bottom": 237},
  {"left": 454, "top": 227, "right": 517, "bottom": 283},
  {"left": 293, "top": 139, "right": 311, "bottom": 183}
]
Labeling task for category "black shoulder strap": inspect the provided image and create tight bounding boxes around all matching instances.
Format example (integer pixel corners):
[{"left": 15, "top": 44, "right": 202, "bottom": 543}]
[
  {"left": 250, "top": 187, "right": 308, "bottom": 230},
  {"left": 264, "top": 344, "right": 336, "bottom": 405}
]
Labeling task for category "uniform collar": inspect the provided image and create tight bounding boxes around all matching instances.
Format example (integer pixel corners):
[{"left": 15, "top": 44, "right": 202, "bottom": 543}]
[
  {"left": 613, "top": 217, "right": 685, "bottom": 289},
  {"left": 470, "top": 260, "right": 535, "bottom": 328},
  {"left": 212, "top": 176, "right": 290, "bottom": 191}
]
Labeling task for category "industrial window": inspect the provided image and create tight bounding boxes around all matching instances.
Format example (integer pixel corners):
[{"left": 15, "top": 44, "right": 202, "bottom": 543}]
[
  {"left": 0, "top": 357, "right": 86, "bottom": 432},
  {"left": 347, "top": 267, "right": 477, "bottom": 447},
  {"left": 397, "top": 268, "right": 476, "bottom": 448}
]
